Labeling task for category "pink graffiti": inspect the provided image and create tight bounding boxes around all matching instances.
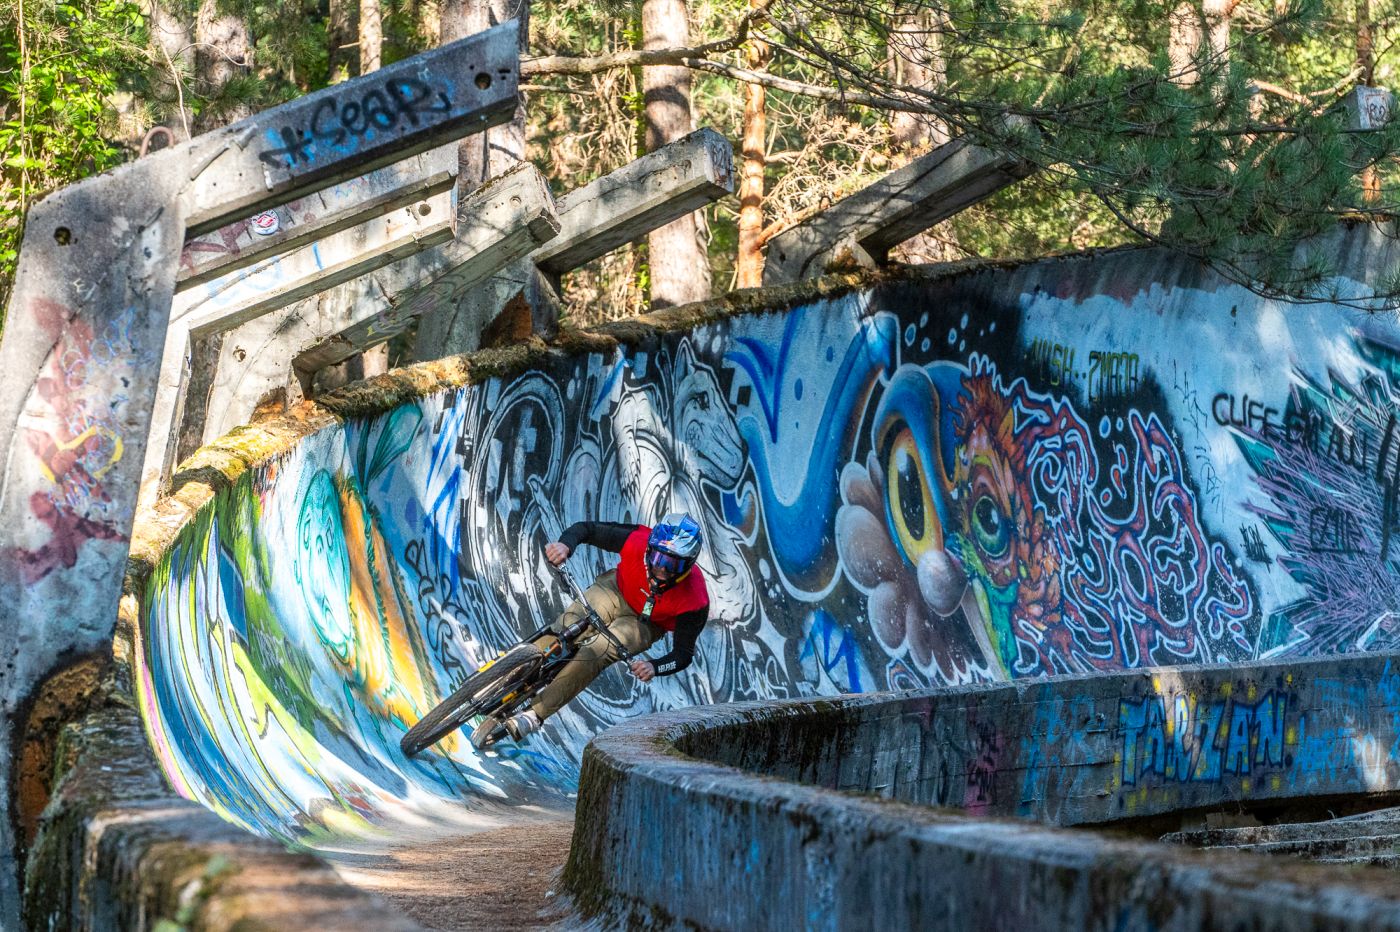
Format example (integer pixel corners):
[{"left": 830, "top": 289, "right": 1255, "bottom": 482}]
[
  {"left": 16, "top": 492, "right": 126, "bottom": 583},
  {"left": 14, "top": 297, "right": 128, "bottom": 580},
  {"left": 962, "top": 717, "right": 1003, "bottom": 815}
]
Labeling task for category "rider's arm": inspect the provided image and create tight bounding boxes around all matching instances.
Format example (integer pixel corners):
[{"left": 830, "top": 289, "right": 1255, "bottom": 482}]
[
  {"left": 649, "top": 607, "right": 708, "bottom": 677},
  {"left": 558, "top": 521, "right": 638, "bottom": 554}
]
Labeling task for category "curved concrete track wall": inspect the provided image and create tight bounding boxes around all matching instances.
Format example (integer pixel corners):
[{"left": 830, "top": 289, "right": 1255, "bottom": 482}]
[
  {"left": 564, "top": 653, "right": 1400, "bottom": 931},
  {"left": 130, "top": 223, "right": 1400, "bottom": 854},
  {"left": 20, "top": 221, "right": 1382, "bottom": 930}
]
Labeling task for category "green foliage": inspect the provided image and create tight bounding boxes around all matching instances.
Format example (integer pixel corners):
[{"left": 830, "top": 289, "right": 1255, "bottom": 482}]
[
  {"left": 0, "top": 0, "right": 369, "bottom": 316},
  {"left": 0, "top": 0, "right": 148, "bottom": 311},
  {"left": 5, "top": 0, "right": 1400, "bottom": 319},
  {"left": 737, "top": 0, "right": 1400, "bottom": 305},
  {"left": 231, "top": 0, "right": 331, "bottom": 86}
]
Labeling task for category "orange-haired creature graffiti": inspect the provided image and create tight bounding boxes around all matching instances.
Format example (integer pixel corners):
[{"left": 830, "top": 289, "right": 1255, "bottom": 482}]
[{"left": 837, "top": 356, "right": 1252, "bottom": 683}]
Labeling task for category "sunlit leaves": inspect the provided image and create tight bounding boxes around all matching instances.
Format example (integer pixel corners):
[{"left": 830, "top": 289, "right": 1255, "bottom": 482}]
[{"left": 0, "top": 0, "right": 147, "bottom": 309}]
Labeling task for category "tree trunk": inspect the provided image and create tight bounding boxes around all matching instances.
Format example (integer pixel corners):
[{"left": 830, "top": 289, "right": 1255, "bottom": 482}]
[
  {"left": 1168, "top": 2, "right": 1203, "bottom": 87},
  {"left": 888, "top": 2, "right": 953, "bottom": 264},
  {"left": 192, "top": 0, "right": 252, "bottom": 133},
  {"left": 419, "top": 0, "right": 442, "bottom": 47},
  {"left": 442, "top": 0, "right": 528, "bottom": 189},
  {"left": 1356, "top": 0, "right": 1374, "bottom": 83},
  {"left": 360, "top": 0, "right": 383, "bottom": 73},
  {"left": 144, "top": 0, "right": 194, "bottom": 138},
  {"left": 411, "top": 0, "right": 533, "bottom": 362},
  {"left": 1357, "top": 0, "right": 1380, "bottom": 202},
  {"left": 642, "top": 0, "right": 710, "bottom": 308},
  {"left": 889, "top": 4, "right": 949, "bottom": 152},
  {"left": 1202, "top": 0, "right": 1239, "bottom": 72},
  {"left": 327, "top": 0, "right": 358, "bottom": 83},
  {"left": 1169, "top": 0, "right": 1237, "bottom": 93},
  {"left": 736, "top": 0, "right": 769, "bottom": 289}
]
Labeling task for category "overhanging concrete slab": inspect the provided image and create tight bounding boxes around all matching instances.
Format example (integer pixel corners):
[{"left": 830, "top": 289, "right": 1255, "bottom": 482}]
[
  {"left": 763, "top": 133, "right": 1034, "bottom": 285},
  {"left": 202, "top": 132, "right": 732, "bottom": 441},
  {"left": 534, "top": 127, "right": 734, "bottom": 277},
  {"left": 186, "top": 163, "right": 559, "bottom": 446},
  {"left": 293, "top": 163, "right": 561, "bottom": 372},
  {"left": 410, "top": 128, "right": 736, "bottom": 360},
  {"left": 142, "top": 153, "right": 463, "bottom": 508},
  {"left": 179, "top": 28, "right": 519, "bottom": 236},
  {"left": 180, "top": 188, "right": 456, "bottom": 338}
]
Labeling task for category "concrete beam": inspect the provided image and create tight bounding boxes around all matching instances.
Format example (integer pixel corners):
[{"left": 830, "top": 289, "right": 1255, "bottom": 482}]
[
  {"left": 410, "top": 128, "right": 734, "bottom": 360},
  {"left": 140, "top": 186, "right": 455, "bottom": 508},
  {"left": 188, "top": 163, "right": 559, "bottom": 445},
  {"left": 176, "top": 145, "right": 458, "bottom": 290},
  {"left": 292, "top": 163, "right": 561, "bottom": 372},
  {"left": 763, "top": 133, "right": 1034, "bottom": 285},
  {"left": 179, "top": 27, "right": 519, "bottom": 236},
  {"left": 179, "top": 187, "right": 456, "bottom": 338},
  {"left": 191, "top": 130, "right": 731, "bottom": 449},
  {"left": 1338, "top": 85, "right": 1394, "bottom": 130},
  {"left": 143, "top": 155, "right": 461, "bottom": 507},
  {"left": 534, "top": 127, "right": 734, "bottom": 277},
  {"left": 0, "top": 23, "right": 519, "bottom": 926}
]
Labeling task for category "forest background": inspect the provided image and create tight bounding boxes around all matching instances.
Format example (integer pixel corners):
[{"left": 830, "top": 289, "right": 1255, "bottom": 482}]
[{"left": 3, "top": 0, "right": 1400, "bottom": 338}]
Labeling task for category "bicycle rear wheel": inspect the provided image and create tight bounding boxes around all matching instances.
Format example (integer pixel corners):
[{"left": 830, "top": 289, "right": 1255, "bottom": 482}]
[{"left": 400, "top": 642, "right": 545, "bottom": 756}]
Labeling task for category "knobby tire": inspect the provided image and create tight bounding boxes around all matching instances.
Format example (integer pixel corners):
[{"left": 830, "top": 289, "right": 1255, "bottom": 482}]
[{"left": 400, "top": 642, "right": 545, "bottom": 756}]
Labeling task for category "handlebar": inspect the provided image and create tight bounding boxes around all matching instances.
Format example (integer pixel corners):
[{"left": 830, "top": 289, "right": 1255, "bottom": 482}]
[{"left": 546, "top": 558, "right": 634, "bottom": 663}]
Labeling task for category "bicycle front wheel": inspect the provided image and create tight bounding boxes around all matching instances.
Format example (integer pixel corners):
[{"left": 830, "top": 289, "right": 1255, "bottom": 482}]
[{"left": 400, "top": 642, "right": 545, "bottom": 756}]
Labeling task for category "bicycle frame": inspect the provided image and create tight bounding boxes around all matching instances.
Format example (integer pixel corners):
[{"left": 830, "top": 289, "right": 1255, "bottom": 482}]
[
  {"left": 404, "top": 558, "right": 651, "bottom": 754},
  {"left": 480, "top": 564, "right": 634, "bottom": 719},
  {"left": 547, "top": 562, "right": 634, "bottom": 662}
]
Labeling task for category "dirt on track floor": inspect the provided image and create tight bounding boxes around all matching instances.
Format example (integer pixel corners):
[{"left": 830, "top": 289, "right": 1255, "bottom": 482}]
[{"left": 332, "top": 818, "right": 584, "bottom": 930}]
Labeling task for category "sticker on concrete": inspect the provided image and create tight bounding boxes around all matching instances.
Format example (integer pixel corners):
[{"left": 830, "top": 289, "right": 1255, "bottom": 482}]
[{"left": 250, "top": 210, "right": 280, "bottom": 236}]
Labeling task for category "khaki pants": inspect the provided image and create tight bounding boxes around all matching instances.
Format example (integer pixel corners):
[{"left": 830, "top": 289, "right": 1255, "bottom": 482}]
[{"left": 529, "top": 570, "right": 664, "bottom": 720}]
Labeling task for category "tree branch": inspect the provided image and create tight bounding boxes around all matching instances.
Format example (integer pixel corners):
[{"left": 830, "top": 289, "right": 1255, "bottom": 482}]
[
  {"left": 1248, "top": 79, "right": 1308, "bottom": 105},
  {"left": 523, "top": 0, "right": 775, "bottom": 77},
  {"left": 1250, "top": 68, "right": 1364, "bottom": 110}
]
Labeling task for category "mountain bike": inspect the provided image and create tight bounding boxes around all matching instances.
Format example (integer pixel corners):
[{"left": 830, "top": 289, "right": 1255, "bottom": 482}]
[{"left": 399, "top": 562, "right": 633, "bottom": 756}]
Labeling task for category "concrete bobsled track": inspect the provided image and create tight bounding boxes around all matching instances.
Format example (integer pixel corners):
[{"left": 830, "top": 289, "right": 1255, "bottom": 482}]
[{"left": 31, "top": 221, "right": 1400, "bottom": 928}]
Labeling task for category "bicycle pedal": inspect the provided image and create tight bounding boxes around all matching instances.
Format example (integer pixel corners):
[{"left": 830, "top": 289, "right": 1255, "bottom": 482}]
[{"left": 470, "top": 716, "right": 506, "bottom": 751}]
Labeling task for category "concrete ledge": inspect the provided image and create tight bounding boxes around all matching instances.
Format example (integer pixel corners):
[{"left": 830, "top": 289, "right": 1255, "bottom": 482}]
[
  {"left": 22, "top": 683, "right": 422, "bottom": 931},
  {"left": 763, "top": 132, "right": 1034, "bottom": 286},
  {"left": 564, "top": 654, "right": 1400, "bottom": 931}
]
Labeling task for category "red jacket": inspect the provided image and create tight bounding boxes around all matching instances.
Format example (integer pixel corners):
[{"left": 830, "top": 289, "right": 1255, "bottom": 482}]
[{"left": 614, "top": 526, "right": 709, "bottom": 632}]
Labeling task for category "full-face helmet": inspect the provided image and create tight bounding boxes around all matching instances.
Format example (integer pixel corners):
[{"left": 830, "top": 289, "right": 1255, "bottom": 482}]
[{"left": 645, "top": 512, "right": 703, "bottom": 591}]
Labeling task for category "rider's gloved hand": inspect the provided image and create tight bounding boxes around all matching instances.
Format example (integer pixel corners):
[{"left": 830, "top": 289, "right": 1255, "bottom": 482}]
[
  {"left": 630, "top": 659, "right": 655, "bottom": 682},
  {"left": 545, "top": 541, "right": 571, "bottom": 566}
]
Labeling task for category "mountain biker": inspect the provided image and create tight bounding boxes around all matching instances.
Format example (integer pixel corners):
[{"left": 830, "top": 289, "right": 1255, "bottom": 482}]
[{"left": 491, "top": 512, "right": 710, "bottom": 743}]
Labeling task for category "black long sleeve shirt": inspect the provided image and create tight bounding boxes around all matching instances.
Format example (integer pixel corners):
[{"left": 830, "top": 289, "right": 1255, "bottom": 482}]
[{"left": 559, "top": 520, "right": 708, "bottom": 677}]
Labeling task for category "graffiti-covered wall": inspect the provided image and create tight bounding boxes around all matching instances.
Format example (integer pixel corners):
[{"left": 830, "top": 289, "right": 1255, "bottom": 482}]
[{"left": 138, "top": 227, "right": 1400, "bottom": 845}]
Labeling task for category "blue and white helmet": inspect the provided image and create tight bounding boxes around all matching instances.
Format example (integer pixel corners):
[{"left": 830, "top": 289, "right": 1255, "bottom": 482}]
[{"left": 646, "top": 512, "right": 703, "bottom": 582}]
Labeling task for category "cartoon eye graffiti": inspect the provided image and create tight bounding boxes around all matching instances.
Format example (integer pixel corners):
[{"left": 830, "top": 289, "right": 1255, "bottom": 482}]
[
  {"left": 884, "top": 426, "right": 941, "bottom": 566},
  {"left": 971, "top": 494, "right": 1011, "bottom": 559}
]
